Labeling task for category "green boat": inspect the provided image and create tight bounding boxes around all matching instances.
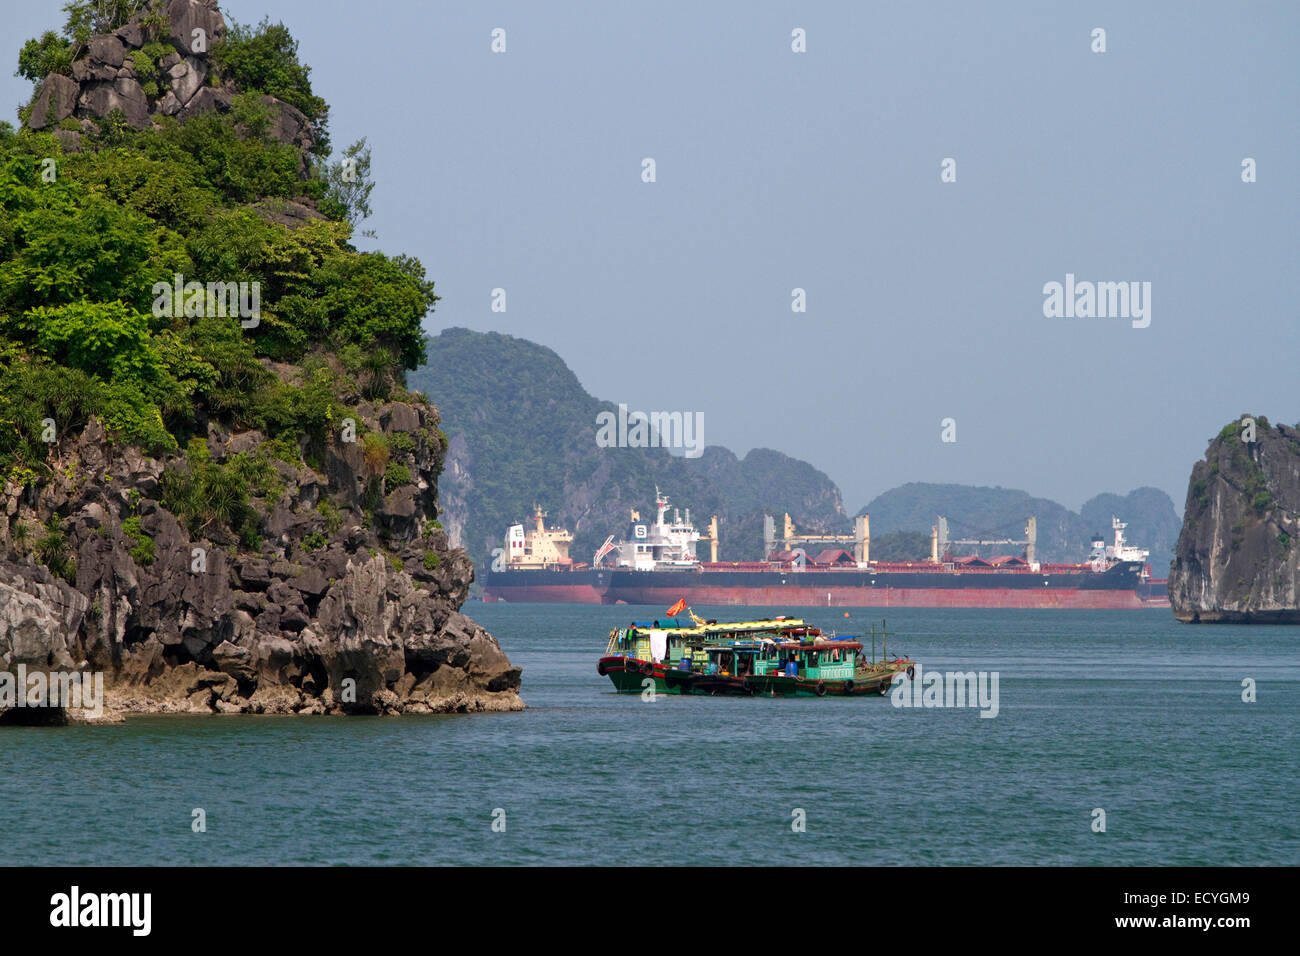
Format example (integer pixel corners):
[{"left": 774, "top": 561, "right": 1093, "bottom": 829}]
[
  {"left": 598, "top": 614, "right": 914, "bottom": 697},
  {"left": 598, "top": 616, "right": 816, "bottom": 693}
]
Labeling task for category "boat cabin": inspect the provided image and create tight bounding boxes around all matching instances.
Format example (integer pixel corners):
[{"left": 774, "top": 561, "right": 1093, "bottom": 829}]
[
  {"left": 605, "top": 618, "right": 820, "bottom": 665},
  {"left": 606, "top": 624, "right": 696, "bottom": 665},
  {"left": 692, "top": 638, "right": 862, "bottom": 679}
]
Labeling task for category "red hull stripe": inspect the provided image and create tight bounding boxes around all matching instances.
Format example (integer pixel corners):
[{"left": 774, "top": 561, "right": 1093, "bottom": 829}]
[{"left": 481, "top": 586, "right": 605, "bottom": 604}]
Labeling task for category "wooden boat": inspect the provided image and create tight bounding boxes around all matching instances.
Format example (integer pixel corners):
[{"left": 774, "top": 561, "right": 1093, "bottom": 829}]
[
  {"left": 598, "top": 613, "right": 914, "bottom": 698},
  {"left": 598, "top": 616, "right": 815, "bottom": 693}
]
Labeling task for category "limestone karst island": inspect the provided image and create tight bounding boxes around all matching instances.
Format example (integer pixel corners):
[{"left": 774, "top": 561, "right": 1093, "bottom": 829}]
[{"left": 0, "top": 0, "right": 521, "bottom": 721}]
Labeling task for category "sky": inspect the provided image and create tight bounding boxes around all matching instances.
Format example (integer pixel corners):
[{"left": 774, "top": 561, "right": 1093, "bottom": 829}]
[{"left": 6, "top": 0, "right": 1298, "bottom": 515}]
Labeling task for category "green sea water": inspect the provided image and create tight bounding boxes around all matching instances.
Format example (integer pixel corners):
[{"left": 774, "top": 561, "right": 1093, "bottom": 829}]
[{"left": 1, "top": 605, "right": 1297, "bottom": 866}]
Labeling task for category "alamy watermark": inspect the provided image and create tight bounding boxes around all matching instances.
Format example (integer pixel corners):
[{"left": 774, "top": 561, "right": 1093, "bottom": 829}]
[
  {"left": 0, "top": 666, "right": 104, "bottom": 718},
  {"left": 1042, "top": 273, "right": 1150, "bottom": 329},
  {"left": 152, "top": 273, "right": 261, "bottom": 328},
  {"left": 50, "top": 886, "right": 150, "bottom": 936},
  {"left": 595, "top": 403, "right": 704, "bottom": 458},
  {"left": 890, "top": 664, "right": 999, "bottom": 718}
]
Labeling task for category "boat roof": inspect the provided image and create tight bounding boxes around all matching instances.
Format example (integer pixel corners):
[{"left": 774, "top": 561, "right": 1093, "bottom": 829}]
[
  {"left": 628, "top": 618, "right": 810, "bottom": 636},
  {"left": 705, "top": 639, "right": 863, "bottom": 652},
  {"left": 775, "top": 640, "right": 862, "bottom": 651}
]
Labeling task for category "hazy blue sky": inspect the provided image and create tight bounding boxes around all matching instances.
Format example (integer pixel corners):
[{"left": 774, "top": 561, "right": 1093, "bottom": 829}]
[{"left": 8, "top": 1, "right": 1297, "bottom": 514}]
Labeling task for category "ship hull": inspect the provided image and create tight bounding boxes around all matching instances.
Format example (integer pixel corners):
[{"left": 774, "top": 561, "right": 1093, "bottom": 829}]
[
  {"left": 485, "top": 565, "right": 1153, "bottom": 609},
  {"left": 603, "top": 584, "right": 1145, "bottom": 609},
  {"left": 482, "top": 568, "right": 606, "bottom": 604},
  {"left": 601, "top": 564, "right": 1149, "bottom": 609}
]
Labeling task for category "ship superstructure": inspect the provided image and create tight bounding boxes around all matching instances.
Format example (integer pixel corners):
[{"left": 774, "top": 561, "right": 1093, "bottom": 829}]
[
  {"left": 487, "top": 506, "right": 604, "bottom": 603},
  {"left": 504, "top": 505, "right": 575, "bottom": 569},
  {"left": 604, "top": 488, "right": 702, "bottom": 571}
]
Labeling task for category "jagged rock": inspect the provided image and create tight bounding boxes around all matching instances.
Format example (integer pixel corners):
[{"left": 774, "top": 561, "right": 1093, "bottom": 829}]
[
  {"left": 1170, "top": 418, "right": 1300, "bottom": 623},
  {"left": 8, "top": 5, "right": 520, "bottom": 715},
  {"left": 1, "top": 397, "right": 522, "bottom": 719},
  {"left": 381, "top": 403, "right": 421, "bottom": 434},
  {"left": 20, "top": 2, "right": 249, "bottom": 141},
  {"left": 237, "top": 560, "right": 271, "bottom": 591},
  {"left": 157, "top": 91, "right": 182, "bottom": 116},
  {"left": 280, "top": 605, "right": 310, "bottom": 632},
  {"left": 232, "top": 591, "right": 264, "bottom": 613},
  {"left": 79, "top": 78, "right": 150, "bottom": 128},
  {"left": 167, "top": 56, "right": 207, "bottom": 105},
  {"left": 288, "top": 567, "right": 329, "bottom": 597},
  {"left": 259, "top": 95, "right": 314, "bottom": 151},
  {"left": 88, "top": 34, "right": 126, "bottom": 68},
  {"left": 26, "top": 74, "right": 80, "bottom": 129},
  {"left": 114, "top": 23, "right": 144, "bottom": 49},
  {"left": 224, "top": 430, "right": 264, "bottom": 456},
  {"left": 166, "top": 0, "right": 226, "bottom": 53},
  {"left": 71, "top": 60, "right": 115, "bottom": 83},
  {"left": 384, "top": 486, "right": 419, "bottom": 520},
  {"left": 181, "top": 85, "right": 231, "bottom": 117}
]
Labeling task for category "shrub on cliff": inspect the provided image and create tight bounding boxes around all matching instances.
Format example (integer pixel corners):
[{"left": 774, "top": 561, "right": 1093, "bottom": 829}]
[
  {"left": 210, "top": 17, "right": 330, "bottom": 154},
  {"left": 0, "top": 11, "right": 435, "bottom": 490},
  {"left": 16, "top": 2, "right": 167, "bottom": 86},
  {"left": 15, "top": 31, "right": 74, "bottom": 84}
]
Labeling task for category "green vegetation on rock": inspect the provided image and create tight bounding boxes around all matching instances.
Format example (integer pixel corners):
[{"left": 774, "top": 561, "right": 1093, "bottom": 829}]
[{"left": 1, "top": 13, "right": 435, "bottom": 488}]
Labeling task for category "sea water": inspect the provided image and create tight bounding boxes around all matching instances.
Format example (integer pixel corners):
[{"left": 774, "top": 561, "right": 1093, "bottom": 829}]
[{"left": 1, "top": 605, "right": 1296, "bottom": 866}]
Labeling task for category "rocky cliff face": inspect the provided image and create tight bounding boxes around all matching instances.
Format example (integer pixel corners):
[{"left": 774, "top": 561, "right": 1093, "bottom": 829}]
[
  {"left": 26, "top": 0, "right": 316, "bottom": 179},
  {"left": 1169, "top": 417, "right": 1300, "bottom": 623},
  {"left": 1, "top": 2, "right": 522, "bottom": 721},
  {"left": 0, "top": 394, "right": 523, "bottom": 721}
]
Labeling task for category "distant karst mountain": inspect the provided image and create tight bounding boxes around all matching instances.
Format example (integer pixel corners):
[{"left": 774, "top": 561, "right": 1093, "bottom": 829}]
[
  {"left": 409, "top": 329, "right": 1181, "bottom": 576},
  {"left": 408, "top": 329, "right": 848, "bottom": 569}
]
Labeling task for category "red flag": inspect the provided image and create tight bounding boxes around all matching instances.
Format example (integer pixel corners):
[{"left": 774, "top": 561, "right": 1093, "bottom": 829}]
[{"left": 666, "top": 598, "right": 687, "bottom": 617}]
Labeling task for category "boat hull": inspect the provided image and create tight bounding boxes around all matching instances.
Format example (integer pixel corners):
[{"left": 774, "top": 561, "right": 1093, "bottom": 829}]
[
  {"left": 681, "top": 667, "right": 904, "bottom": 697},
  {"left": 599, "top": 656, "right": 910, "bottom": 697},
  {"left": 598, "top": 656, "right": 682, "bottom": 693}
]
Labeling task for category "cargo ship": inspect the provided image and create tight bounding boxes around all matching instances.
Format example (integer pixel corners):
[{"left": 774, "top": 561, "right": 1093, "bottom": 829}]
[
  {"left": 479, "top": 506, "right": 605, "bottom": 603},
  {"left": 482, "top": 490, "right": 1170, "bottom": 609}
]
